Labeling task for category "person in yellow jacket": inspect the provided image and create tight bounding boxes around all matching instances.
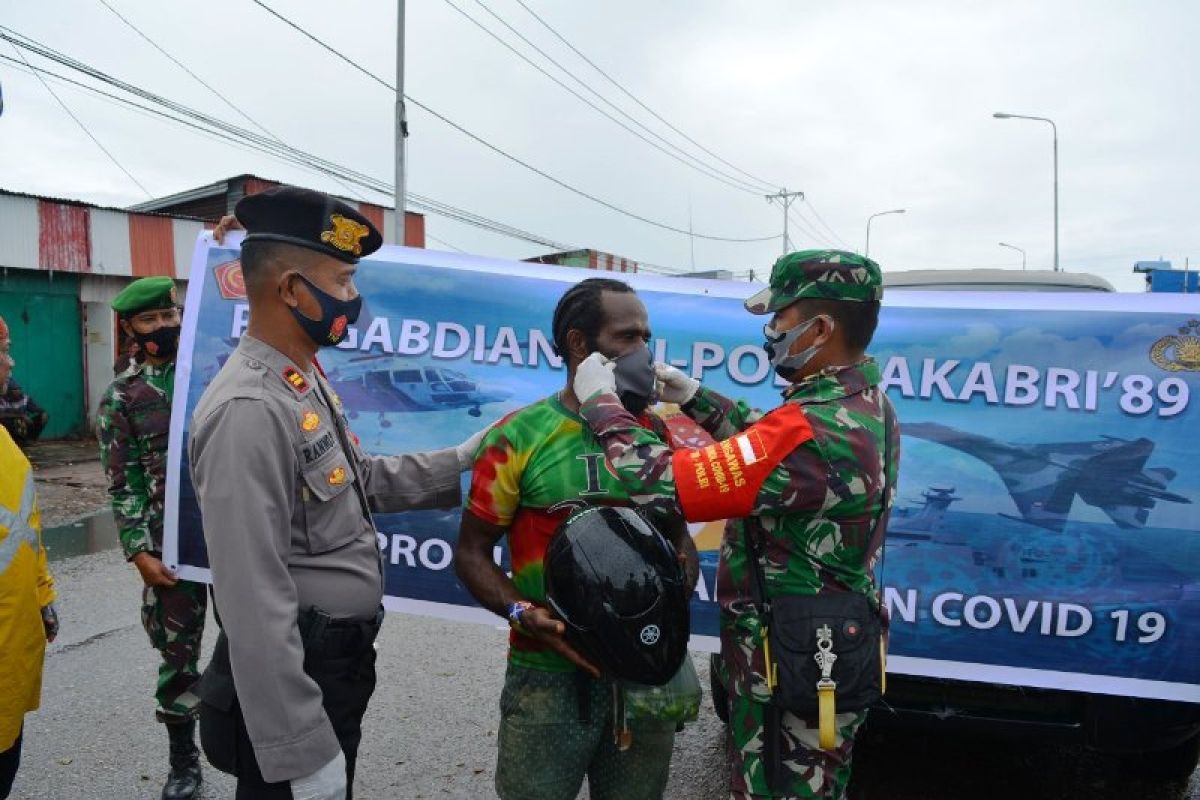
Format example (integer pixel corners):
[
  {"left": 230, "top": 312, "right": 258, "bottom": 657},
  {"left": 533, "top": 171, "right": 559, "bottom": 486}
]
[{"left": 0, "top": 425, "right": 58, "bottom": 799}]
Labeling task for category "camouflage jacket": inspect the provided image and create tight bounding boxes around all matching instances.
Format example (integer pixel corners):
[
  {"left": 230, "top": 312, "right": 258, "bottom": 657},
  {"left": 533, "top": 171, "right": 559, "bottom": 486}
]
[
  {"left": 98, "top": 360, "right": 174, "bottom": 560},
  {"left": 0, "top": 379, "right": 47, "bottom": 423},
  {"left": 580, "top": 359, "right": 898, "bottom": 606}
]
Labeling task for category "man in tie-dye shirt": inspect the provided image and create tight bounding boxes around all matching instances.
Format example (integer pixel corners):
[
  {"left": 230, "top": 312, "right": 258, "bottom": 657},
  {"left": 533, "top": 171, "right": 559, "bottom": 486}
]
[{"left": 455, "top": 277, "right": 698, "bottom": 800}]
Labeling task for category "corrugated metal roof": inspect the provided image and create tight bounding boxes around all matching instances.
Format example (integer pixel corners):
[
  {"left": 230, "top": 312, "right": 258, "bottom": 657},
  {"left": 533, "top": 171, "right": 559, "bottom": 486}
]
[{"left": 0, "top": 187, "right": 205, "bottom": 221}]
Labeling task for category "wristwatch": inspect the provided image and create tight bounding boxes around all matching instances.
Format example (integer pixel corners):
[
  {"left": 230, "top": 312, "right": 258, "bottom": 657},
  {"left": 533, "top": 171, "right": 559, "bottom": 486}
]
[{"left": 506, "top": 600, "right": 534, "bottom": 630}]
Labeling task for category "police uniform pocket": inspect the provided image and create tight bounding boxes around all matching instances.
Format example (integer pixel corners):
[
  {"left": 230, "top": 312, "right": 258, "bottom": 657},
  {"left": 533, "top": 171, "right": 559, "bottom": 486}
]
[{"left": 300, "top": 453, "right": 361, "bottom": 554}]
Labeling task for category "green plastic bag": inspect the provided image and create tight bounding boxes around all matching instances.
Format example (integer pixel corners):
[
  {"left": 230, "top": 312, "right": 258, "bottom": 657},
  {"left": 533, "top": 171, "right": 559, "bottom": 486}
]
[{"left": 623, "top": 656, "right": 702, "bottom": 723}]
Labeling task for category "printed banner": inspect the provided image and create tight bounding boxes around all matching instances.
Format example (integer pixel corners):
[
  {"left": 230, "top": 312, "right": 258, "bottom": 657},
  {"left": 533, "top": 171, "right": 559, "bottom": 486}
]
[{"left": 166, "top": 234, "right": 1200, "bottom": 703}]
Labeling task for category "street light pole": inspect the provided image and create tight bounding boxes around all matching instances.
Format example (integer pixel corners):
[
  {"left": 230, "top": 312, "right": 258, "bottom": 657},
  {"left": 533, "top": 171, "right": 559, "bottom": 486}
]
[
  {"left": 998, "top": 241, "right": 1027, "bottom": 271},
  {"left": 993, "top": 112, "right": 1058, "bottom": 272},
  {"left": 864, "top": 208, "right": 905, "bottom": 258}
]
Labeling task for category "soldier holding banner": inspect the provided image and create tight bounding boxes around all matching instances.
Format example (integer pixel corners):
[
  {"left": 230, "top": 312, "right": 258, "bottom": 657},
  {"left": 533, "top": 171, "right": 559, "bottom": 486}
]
[
  {"left": 97, "top": 276, "right": 207, "bottom": 800},
  {"left": 573, "top": 250, "right": 900, "bottom": 800},
  {"left": 190, "top": 186, "right": 487, "bottom": 800}
]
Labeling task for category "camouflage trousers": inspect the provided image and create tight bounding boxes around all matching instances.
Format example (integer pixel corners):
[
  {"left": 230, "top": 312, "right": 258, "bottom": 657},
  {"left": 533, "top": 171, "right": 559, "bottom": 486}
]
[
  {"left": 140, "top": 579, "right": 207, "bottom": 724},
  {"left": 728, "top": 686, "right": 867, "bottom": 799}
]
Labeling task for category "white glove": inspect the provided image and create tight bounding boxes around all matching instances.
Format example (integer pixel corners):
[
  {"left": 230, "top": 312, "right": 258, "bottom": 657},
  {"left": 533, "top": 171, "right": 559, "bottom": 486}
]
[
  {"left": 654, "top": 363, "right": 700, "bottom": 405},
  {"left": 456, "top": 420, "right": 498, "bottom": 470},
  {"left": 573, "top": 352, "right": 616, "bottom": 402},
  {"left": 290, "top": 750, "right": 346, "bottom": 800}
]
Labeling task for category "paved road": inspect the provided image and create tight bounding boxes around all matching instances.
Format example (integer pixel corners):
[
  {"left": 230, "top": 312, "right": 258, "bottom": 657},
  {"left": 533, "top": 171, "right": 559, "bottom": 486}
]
[
  {"left": 8, "top": 541, "right": 1198, "bottom": 799},
  {"left": 26, "top": 439, "right": 110, "bottom": 529}
]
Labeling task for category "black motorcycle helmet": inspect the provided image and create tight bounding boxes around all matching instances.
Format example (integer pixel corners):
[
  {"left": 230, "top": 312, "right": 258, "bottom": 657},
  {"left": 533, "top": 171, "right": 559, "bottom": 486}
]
[{"left": 544, "top": 505, "right": 690, "bottom": 686}]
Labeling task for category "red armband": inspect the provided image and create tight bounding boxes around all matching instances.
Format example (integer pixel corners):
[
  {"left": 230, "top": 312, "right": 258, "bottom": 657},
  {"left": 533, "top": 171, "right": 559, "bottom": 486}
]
[{"left": 670, "top": 404, "right": 814, "bottom": 522}]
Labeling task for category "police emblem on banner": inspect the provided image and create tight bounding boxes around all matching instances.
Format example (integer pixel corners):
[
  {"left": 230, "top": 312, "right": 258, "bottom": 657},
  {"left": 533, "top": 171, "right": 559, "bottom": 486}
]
[
  {"left": 1150, "top": 319, "right": 1200, "bottom": 372},
  {"left": 214, "top": 259, "right": 247, "bottom": 300}
]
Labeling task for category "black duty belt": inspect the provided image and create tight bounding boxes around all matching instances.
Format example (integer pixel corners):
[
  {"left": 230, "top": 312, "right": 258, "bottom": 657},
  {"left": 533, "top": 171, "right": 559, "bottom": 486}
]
[{"left": 298, "top": 605, "right": 384, "bottom": 660}]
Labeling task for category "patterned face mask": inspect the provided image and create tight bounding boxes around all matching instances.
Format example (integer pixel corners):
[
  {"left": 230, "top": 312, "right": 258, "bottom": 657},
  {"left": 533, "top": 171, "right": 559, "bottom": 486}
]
[
  {"left": 289, "top": 273, "right": 363, "bottom": 347},
  {"left": 133, "top": 324, "right": 181, "bottom": 360},
  {"left": 762, "top": 315, "right": 833, "bottom": 377}
]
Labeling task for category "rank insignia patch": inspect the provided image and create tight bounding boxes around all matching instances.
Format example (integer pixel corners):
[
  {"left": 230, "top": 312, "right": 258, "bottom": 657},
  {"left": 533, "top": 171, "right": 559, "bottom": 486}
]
[
  {"left": 301, "top": 411, "right": 321, "bottom": 432},
  {"left": 328, "top": 466, "right": 348, "bottom": 486},
  {"left": 283, "top": 367, "right": 310, "bottom": 393}
]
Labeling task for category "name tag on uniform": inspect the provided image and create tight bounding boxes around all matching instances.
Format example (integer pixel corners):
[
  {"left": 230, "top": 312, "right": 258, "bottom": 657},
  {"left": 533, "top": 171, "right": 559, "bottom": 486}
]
[{"left": 302, "top": 431, "right": 337, "bottom": 465}]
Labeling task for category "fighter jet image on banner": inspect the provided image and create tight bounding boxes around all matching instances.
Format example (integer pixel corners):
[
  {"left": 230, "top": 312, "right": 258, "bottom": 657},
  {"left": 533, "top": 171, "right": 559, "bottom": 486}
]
[{"left": 903, "top": 422, "right": 1191, "bottom": 531}]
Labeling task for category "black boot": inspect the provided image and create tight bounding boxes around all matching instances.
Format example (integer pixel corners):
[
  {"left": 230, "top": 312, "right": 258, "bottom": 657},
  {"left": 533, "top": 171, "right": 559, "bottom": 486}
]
[{"left": 163, "top": 719, "right": 203, "bottom": 800}]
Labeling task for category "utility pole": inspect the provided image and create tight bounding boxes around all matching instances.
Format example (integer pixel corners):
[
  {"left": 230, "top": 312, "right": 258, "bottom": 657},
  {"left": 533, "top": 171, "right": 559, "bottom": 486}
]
[
  {"left": 688, "top": 196, "right": 695, "bottom": 271},
  {"left": 765, "top": 189, "right": 804, "bottom": 255},
  {"left": 393, "top": 0, "right": 408, "bottom": 245}
]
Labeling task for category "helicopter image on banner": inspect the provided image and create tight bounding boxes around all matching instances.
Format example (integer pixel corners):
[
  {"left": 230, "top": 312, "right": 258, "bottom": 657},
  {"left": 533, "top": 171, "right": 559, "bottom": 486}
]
[{"left": 324, "top": 353, "right": 512, "bottom": 422}]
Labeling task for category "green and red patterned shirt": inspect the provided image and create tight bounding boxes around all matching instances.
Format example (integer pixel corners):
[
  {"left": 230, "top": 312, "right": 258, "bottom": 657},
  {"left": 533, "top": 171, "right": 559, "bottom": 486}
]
[{"left": 465, "top": 392, "right": 672, "bottom": 672}]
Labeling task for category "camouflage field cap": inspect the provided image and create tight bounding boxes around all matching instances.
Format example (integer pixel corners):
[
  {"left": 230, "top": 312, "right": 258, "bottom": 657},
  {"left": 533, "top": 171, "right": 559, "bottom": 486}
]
[{"left": 744, "top": 249, "right": 883, "bottom": 314}]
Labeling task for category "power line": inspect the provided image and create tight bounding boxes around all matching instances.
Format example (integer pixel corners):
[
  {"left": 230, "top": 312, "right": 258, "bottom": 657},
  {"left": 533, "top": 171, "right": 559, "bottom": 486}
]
[
  {"left": 425, "top": 234, "right": 466, "bottom": 253},
  {"left": 244, "top": 0, "right": 777, "bottom": 243},
  {"left": 787, "top": 209, "right": 838, "bottom": 249},
  {"left": 801, "top": 199, "right": 852, "bottom": 250},
  {"left": 0, "top": 28, "right": 381, "bottom": 193},
  {"left": 0, "top": 40, "right": 573, "bottom": 250},
  {"left": 1, "top": 27, "right": 710, "bottom": 275},
  {"left": 94, "top": 0, "right": 369, "bottom": 203},
  {"left": 95, "top": 0, "right": 277, "bottom": 142},
  {"left": 6, "top": 42, "right": 151, "bottom": 197},
  {"left": 449, "top": 0, "right": 767, "bottom": 196},
  {"left": 499, "top": 1, "right": 860, "bottom": 254},
  {"left": 511, "top": 0, "right": 778, "bottom": 194}
]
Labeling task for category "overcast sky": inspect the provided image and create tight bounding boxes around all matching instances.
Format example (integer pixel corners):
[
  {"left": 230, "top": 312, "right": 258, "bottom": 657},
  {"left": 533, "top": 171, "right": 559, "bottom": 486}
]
[{"left": 1, "top": 0, "right": 1196, "bottom": 289}]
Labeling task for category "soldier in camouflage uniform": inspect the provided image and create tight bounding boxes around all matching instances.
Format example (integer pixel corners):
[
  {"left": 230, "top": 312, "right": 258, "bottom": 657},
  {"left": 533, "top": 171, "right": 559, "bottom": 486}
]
[
  {"left": 573, "top": 250, "right": 899, "bottom": 799},
  {"left": 97, "top": 277, "right": 206, "bottom": 800}
]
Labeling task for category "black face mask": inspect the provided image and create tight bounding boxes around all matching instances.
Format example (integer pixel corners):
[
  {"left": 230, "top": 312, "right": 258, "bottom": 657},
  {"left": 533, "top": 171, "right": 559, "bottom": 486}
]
[
  {"left": 133, "top": 324, "right": 180, "bottom": 360},
  {"left": 611, "top": 343, "right": 658, "bottom": 416},
  {"left": 289, "top": 273, "right": 363, "bottom": 348}
]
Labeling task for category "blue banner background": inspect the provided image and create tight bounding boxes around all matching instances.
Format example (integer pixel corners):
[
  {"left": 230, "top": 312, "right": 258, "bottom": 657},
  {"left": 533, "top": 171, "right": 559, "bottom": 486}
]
[{"left": 167, "top": 237, "right": 1200, "bottom": 702}]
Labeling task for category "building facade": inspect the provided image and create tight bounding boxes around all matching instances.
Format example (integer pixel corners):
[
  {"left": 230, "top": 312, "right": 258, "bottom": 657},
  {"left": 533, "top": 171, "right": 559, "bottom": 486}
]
[{"left": 0, "top": 176, "right": 424, "bottom": 437}]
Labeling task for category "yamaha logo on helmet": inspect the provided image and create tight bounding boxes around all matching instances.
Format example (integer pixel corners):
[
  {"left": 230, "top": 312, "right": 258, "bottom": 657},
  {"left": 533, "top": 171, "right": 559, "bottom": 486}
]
[{"left": 640, "top": 624, "right": 661, "bottom": 646}]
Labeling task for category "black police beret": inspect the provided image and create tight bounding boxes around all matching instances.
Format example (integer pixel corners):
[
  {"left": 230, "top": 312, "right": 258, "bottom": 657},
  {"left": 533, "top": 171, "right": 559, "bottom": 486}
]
[{"left": 235, "top": 186, "right": 383, "bottom": 264}]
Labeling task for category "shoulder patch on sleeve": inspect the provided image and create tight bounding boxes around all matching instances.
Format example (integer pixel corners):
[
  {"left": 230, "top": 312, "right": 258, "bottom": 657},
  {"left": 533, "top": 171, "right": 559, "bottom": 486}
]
[{"left": 670, "top": 403, "right": 814, "bottom": 522}]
